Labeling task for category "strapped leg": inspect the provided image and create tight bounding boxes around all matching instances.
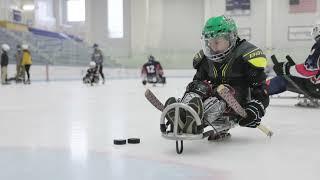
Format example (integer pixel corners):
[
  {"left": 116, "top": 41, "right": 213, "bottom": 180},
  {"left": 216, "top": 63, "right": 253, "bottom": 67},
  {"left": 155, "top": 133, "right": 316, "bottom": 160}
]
[
  {"left": 182, "top": 97, "right": 204, "bottom": 134},
  {"left": 164, "top": 97, "right": 181, "bottom": 132},
  {"left": 203, "top": 97, "right": 226, "bottom": 126}
]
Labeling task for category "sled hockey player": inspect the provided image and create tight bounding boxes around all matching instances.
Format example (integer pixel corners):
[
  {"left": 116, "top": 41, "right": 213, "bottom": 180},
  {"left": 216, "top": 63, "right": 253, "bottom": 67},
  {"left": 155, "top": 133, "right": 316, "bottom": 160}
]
[
  {"left": 141, "top": 55, "right": 166, "bottom": 85},
  {"left": 268, "top": 23, "right": 320, "bottom": 107},
  {"left": 164, "top": 15, "right": 269, "bottom": 141},
  {"left": 83, "top": 61, "right": 99, "bottom": 85}
]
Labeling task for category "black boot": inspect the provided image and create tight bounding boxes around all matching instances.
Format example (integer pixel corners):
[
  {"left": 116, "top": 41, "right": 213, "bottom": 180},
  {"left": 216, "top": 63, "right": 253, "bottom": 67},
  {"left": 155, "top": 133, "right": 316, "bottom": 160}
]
[
  {"left": 183, "top": 97, "right": 204, "bottom": 134},
  {"left": 187, "top": 97, "right": 203, "bottom": 119},
  {"left": 164, "top": 96, "right": 204, "bottom": 134},
  {"left": 164, "top": 97, "right": 178, "bottom": 132},
  {"left": 208, "top": 130, "right": 231, "bottom": 141}
]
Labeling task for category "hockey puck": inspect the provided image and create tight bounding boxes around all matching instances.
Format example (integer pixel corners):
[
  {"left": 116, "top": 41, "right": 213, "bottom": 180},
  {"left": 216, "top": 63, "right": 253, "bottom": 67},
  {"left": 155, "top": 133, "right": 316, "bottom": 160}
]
[
  {"left": 127, "top": 138, "right": 140, "bottom": 144},
  {"left": 113, "top": 139, "right": 126, "bottom": 145}
]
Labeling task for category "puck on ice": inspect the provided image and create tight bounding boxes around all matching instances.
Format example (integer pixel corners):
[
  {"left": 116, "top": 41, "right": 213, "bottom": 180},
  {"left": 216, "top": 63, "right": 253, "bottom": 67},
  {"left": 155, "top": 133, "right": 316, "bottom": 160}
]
[
  {"left": 127, "top": 138, "right": 140, "bottom": 144},
  {"left": 113, "top": 139, "right": 126, "bottom": 145}
]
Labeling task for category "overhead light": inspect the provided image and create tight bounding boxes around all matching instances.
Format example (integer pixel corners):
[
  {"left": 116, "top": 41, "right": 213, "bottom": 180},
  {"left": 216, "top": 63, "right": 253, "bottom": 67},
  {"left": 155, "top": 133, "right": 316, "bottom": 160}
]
[{"left": 22, "top": 4, "right": 35, "bottom": 11}]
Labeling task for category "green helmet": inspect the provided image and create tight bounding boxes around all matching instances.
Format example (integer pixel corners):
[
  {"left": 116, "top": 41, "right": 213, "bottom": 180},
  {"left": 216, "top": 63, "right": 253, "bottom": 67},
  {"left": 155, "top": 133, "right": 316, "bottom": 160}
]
[{"left": 201, "top": 15, "right": 238, "bottom": 62}]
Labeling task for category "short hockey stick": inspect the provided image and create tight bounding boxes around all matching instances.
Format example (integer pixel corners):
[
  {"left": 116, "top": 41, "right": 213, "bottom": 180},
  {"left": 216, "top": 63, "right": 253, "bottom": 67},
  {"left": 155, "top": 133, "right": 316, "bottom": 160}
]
[{"left": 216, "top": 85, "right": 273, "bottom": 137}]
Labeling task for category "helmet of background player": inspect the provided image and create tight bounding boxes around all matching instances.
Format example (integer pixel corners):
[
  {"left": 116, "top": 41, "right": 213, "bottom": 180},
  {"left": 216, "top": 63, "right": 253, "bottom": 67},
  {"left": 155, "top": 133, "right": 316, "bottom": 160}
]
[
  {"left": 93, "top": 43, "right": 98, "bottom": 50},
  {"left": 22, "top": 44, "right": 29, "bottom": 50},
  {"left": 89, "top": 61, "right": 96, "bottom": 68},
  {"left": 16, "top": 44, "right": 22, "bottom": 51},
  {"left": 311, "top": 23, "right": 320, "bottom": 41},
  {"left": 148, "top": 55, "right": 155, "bottom": 62},
  {"left": 201, "top": 15, "right": 238, "bottom": 62},
  {"left": 1, "top": 44, "right": 10, "bottom": 52}
]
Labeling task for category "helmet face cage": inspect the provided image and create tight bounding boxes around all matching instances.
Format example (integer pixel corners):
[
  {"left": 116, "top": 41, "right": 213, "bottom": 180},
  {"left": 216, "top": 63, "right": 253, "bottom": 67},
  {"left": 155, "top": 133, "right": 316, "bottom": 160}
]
[
  {"left": 201, "top": 32, "right": 237, "bottom": 62},
  {"left": 312, "top": 24, "right": 320, "bottom": 41},
  {"left": 201, "top": 15, "right": 238, "bottom": 62}
]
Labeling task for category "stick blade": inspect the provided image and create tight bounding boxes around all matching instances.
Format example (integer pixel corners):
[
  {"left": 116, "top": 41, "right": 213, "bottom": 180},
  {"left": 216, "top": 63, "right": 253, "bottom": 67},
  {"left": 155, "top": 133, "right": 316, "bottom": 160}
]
[
  {"left": 145, "top": 89, "right": 164, "bottom": 111},
  {"left": 217, "top": 85, "right": 247, "bottom": 118}
]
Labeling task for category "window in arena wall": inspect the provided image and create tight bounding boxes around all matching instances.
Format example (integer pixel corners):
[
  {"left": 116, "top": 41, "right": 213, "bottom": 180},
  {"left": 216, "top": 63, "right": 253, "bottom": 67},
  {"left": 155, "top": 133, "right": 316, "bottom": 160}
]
[
  {"left": 67, "top": 0, "right": 85, "bottom": 22},
  {"left": 108, "top": 0, "right": 123, "bottom": 38}
]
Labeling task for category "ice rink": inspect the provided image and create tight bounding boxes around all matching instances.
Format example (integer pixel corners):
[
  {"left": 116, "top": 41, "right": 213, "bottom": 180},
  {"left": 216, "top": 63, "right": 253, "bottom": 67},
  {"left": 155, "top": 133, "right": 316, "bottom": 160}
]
[{"left": 0, "top": 77, "right": 319, "bottom": 180}]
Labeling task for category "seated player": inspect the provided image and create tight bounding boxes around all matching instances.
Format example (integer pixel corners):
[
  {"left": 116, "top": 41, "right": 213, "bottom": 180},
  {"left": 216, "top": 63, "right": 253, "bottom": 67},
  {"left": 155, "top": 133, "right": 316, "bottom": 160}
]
[
  {"left": 268, "top": 22, "right": 320, "bottom": 107},
  {"left": 141, "top": 55, "right": 166, "bottom": 85},
  {"left": 163, "top": 15, "right": 269, "bottom": 141},
  {"left": 83, "top": 61, "right": 99, "bottom": 85}
]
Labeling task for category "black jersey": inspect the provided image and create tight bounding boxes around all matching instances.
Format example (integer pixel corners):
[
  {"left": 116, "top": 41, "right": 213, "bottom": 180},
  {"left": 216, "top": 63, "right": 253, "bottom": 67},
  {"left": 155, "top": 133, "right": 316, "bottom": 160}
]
[{"left": 141, "top": 60, "right": 163, "bottom": 76}]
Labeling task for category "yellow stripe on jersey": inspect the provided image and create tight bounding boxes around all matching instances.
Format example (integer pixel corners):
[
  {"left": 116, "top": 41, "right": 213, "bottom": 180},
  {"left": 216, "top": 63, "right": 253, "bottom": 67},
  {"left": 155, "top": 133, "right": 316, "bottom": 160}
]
[
  {"left": 213, "top": 66, "right": 218, "bottom": 78},
  {"left": 222, "top": 63, "right": 229, "bottom": 78},
  {"left": 243, "top": 48, "right": 259, "bottom": 57},
  {"left": 248, "top": 57, "right": 267, "bottom": 68}
]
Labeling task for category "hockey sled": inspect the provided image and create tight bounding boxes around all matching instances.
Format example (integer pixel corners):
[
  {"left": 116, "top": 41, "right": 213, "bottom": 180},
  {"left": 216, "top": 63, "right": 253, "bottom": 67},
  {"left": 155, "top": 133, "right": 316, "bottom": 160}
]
[
  {"left": 142, "top": 75, "right": 166, "bottom": 86},
  {"left": 145, "top": 85, "right": 273, "bottom": 154},
  {"left": 83, "top": 74, "right": 99, "bottom": 85},
  {"left": 160, "top": 102, "right": 236, "bottom": 154}
]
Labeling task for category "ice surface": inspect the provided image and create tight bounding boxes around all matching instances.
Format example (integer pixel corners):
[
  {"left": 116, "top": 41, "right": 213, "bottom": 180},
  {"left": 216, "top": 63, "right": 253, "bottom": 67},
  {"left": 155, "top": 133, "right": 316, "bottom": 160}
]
[{"left": 0, "top": 78, "right": 319, "bottom": 180}]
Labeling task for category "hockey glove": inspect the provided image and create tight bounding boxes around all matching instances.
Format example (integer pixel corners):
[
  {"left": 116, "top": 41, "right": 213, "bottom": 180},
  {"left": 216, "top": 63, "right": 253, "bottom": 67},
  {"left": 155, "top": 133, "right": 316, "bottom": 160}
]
[
  {"left": 239, "top": 100, "right": 265, "bottom": 128},
  {"left": 185, "top": 80, "right": 212, "bottom": 99},
  {"left": 273, "top": 61, "right": 295, "bottom": 76}
]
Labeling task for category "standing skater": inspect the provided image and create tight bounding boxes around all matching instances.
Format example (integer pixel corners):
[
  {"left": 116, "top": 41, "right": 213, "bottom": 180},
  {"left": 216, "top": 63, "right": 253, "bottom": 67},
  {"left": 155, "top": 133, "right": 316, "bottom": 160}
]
[
  {"left": 91, "top": 43, "right": 105, "bottom": 84},
  {"left": 1, "top": 44, "right": 10, "bottom": 85},
  {"left": 21, "top": 44, "right": 32, "bottom": 84}
]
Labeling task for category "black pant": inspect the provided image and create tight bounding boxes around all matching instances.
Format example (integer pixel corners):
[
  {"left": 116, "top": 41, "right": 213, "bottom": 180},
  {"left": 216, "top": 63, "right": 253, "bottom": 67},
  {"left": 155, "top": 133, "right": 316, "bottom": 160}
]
[
  {"left": 98, "top": 64, "right": 105, "bottom": 80},
  {"left": 25, "top": 64, "right": 31, "bottom": 80}
]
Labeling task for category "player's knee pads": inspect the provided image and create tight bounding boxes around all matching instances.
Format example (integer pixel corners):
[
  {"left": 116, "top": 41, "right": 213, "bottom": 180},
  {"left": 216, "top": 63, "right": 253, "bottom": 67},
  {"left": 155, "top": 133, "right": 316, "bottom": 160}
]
[
  {"left": 185, "top": 80, "right": 212, "bottom": 100},
  {"left": 203, "top": 97, "right": 226, "bottom": 125}
]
